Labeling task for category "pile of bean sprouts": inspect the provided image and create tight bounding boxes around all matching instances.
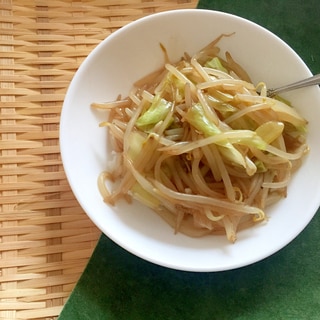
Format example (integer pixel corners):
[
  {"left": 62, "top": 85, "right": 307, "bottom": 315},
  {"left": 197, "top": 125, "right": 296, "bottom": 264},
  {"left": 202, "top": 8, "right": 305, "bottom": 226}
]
[{"left": 92, "top": 34, "right": 308, "bottom": 243}]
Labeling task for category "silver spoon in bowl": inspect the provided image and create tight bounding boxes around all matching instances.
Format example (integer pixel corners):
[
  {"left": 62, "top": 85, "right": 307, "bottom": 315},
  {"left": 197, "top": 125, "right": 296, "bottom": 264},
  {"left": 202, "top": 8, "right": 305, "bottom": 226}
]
[{"left": 266, "top": 73, "right": 320, "bottom": 97}]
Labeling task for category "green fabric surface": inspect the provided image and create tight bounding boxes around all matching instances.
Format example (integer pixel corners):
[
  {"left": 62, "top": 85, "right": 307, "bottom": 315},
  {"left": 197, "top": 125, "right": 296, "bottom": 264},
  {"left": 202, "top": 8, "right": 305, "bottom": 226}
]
[
  {"left": 197, "top": 0, "right": 320, "bottom": 74},
  {"left": 59, "top": 217, "right": 320, "bottom": 320},
  {"left": 59, "top": 1, "right": 320, "bottom": 319}
]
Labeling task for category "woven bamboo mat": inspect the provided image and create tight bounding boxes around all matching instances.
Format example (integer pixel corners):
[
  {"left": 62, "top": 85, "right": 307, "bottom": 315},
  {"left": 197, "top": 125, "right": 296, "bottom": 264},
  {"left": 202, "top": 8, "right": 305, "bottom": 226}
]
[{"left": 0, "top": 1, "right": 198, "bottom": 319}]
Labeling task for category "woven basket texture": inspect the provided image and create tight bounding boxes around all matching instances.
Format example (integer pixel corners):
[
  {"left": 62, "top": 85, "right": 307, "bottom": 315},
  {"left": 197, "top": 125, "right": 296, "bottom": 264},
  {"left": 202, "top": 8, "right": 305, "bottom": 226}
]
[{"left": 0, "top": 0, "right": 198, "bottom": 319}]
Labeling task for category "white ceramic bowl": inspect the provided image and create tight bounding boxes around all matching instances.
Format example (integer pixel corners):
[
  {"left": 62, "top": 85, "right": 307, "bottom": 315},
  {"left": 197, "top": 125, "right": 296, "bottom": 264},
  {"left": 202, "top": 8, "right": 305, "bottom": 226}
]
[{"left": 60, "top": 9, "right": 320, "bottom": 272}]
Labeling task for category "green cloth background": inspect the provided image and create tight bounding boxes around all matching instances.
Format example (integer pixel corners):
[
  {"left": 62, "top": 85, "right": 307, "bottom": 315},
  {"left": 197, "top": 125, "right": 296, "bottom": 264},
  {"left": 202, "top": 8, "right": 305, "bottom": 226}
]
[
  {"left": 58, "top": 1, "right": 320, "bottom": 319},
  {"left": 198, "top": 0, "right": 320, "bottom": 74}
]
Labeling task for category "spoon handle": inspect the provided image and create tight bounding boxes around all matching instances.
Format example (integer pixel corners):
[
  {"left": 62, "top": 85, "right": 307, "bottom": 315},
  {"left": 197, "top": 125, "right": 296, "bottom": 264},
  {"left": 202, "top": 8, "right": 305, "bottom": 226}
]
[{"left": 267, "top": 73, "right": 320, "bottom": 97}]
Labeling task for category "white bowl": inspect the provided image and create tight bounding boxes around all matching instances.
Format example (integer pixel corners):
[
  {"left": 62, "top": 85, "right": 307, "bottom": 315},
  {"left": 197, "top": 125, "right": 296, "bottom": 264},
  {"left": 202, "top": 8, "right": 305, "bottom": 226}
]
[{"left": 60, "top": 9, "right": 320, "bottom": 272}]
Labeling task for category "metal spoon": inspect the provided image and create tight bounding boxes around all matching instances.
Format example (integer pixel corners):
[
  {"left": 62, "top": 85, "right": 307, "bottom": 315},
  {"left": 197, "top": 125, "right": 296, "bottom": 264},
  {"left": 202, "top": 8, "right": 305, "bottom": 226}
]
[{"left": 266, "top": 73, "right": 320, "bottom": 97}]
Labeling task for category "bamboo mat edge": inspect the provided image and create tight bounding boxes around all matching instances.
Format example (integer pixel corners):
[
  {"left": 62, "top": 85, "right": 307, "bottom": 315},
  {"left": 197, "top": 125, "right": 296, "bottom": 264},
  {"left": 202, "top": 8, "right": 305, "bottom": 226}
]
[{"left": 0, "top": 1, "right": 198, "bottom": 319}]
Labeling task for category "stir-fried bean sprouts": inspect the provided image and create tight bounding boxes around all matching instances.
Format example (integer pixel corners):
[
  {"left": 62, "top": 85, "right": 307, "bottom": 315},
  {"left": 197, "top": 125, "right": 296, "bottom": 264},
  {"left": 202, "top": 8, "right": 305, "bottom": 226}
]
[{"left": 92, "top": 35, "right": 308, "bottom": 243}]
